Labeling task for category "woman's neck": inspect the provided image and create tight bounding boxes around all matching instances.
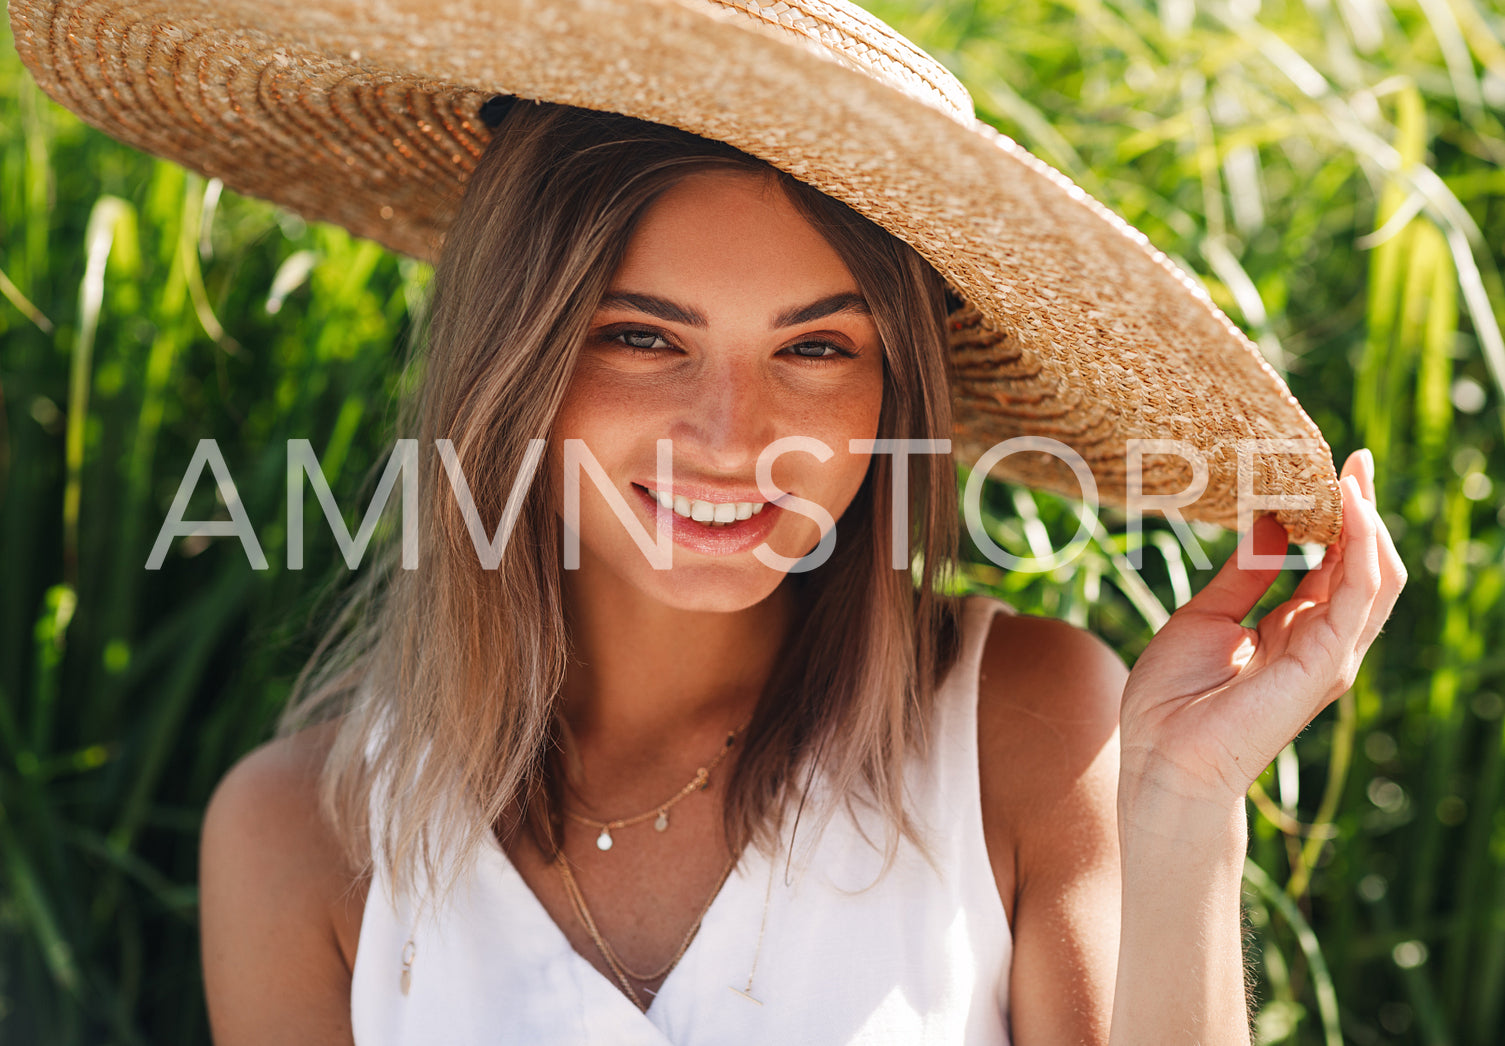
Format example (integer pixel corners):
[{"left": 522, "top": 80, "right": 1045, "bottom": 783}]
[{"left": 558, "top": 565, "right": 792, "bottom": 758}]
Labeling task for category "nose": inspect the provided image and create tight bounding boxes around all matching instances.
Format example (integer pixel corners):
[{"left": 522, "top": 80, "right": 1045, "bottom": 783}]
[{"left": 670, "top": 353, "right": 774, "bottom": 473}]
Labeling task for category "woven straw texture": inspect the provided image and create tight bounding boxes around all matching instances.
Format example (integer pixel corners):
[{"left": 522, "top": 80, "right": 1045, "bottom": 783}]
[{"left": 7, "top": 0, "right": 1343, "bottom": 543}]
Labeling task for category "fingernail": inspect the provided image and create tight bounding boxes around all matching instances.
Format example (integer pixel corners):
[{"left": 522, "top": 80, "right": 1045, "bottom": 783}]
[{"left": 1358, "top": 448, "right": 1375, "bottom": 485}]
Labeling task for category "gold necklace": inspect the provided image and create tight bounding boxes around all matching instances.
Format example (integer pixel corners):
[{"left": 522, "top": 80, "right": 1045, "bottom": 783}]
[
  {"left": 397, "top": 828, "right": 780, "bottom": 1008},
  {"left": 564, "top": 727, "right": 742, "bottom": 851},
  {"left": 729, "top": 855, "right": 776, "bottom": 1005},
  {"left": 555, "top": 850, "right": 738, "bottom": 1011}
]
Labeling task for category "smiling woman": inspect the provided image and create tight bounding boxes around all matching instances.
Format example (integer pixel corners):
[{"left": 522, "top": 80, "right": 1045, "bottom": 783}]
[
  {"left": 203, "top": 101, "right": 979, "bottom": 1040},
  {"left": 6, "top": 0, "right": 1405, "bottom": 1042},
  {"left": 191, "top": 97, "right": 1397, "bottom": 1046},
  {"left": 558, "top": 169, "right": 889, "bottom": 605}
]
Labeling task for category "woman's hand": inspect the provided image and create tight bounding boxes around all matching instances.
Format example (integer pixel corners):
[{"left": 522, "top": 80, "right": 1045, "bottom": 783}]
[{"left": 1118, "top": 448, "right": 1406, "bottom": 818}]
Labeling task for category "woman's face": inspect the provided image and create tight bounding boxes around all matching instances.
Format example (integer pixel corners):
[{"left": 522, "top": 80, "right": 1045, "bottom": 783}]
[{"left": 551, "top": 168, "right": 886, "bottom": 613}]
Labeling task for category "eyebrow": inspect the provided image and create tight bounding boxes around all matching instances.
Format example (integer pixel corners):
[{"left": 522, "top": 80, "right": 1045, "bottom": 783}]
[{"left": 597, "top": 290, "right": 871, "bottom": 329}]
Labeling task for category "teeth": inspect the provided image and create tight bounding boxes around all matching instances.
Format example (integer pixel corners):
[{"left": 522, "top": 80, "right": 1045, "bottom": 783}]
[{"left": 647, "top": 488, "right": 769, "bottom": 527}]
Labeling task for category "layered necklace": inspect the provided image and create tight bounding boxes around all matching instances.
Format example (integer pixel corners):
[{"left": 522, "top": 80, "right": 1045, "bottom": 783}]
[
  {"left": 564, "top": 726, "right": 743, "bottom": 851},
  {"left": 555, "top": 723, "right": 748, "bottom": 1010},
  {"left": 555, "top": 849, "right": 739, "bottom": 1010},
  {"left": 396, "top": 723, "right": 779, "bottom": 1012}
]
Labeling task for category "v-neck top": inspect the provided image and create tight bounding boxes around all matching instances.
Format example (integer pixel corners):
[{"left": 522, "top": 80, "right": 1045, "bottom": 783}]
[{"left": 351, "top": 596, "right": 1015, "bottom": 1045}]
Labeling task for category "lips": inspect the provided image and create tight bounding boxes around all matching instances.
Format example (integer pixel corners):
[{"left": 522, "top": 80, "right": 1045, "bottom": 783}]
[
  {"left": 644, "top": 486, "right": 767, "bottom": 526},
  {"left": 630, "top": 483, "right": 784, "bottom": 556}
]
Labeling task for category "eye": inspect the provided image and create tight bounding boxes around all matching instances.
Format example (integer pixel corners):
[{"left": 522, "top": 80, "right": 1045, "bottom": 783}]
[
  {"left": 783, "top": 340, "right": 853, "bottom": 361},
  {"left": 613, "top": 328, "right": 671, "bottom": 352}
]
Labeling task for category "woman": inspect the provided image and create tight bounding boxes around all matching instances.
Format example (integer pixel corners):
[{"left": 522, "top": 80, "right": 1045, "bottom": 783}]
[
  {"left": 195, "top": 102, "right": 1398, "bottom": 1044},
  {"left": 10, "top": 1, "right": 1404, "bottom": 1042}
]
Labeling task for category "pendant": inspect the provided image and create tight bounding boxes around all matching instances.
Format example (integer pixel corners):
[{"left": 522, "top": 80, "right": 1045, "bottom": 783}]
[
  {"left": 654, "top": 810, "right": 669, "bottom": 832},
  {"left": 400, "top": 938, "right": 416, "bottom": 996},
  {"left": 596, "top": 827, "right": 613, "bottom": 851}
]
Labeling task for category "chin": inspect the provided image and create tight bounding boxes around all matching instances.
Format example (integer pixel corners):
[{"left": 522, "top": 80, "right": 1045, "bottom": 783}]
[{"left": 627, "top": 561, "right": 790, "bottom": 615}]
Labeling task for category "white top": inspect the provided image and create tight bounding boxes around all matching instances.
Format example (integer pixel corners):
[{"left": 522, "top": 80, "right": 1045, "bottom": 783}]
[{"left": 351, "top": 595, "right": 1015, "bottom": 1045}]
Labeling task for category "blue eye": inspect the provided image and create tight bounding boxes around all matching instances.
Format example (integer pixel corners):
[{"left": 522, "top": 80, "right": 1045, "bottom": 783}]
[
  {"left": 615, "top": 329, "right": 669, "bottom": 352},
  {"left": 785, "top": 341, "right": 849, "bottom": 360}
]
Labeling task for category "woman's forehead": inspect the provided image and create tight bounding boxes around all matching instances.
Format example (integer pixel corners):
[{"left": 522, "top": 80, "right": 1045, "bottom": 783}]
[{"left": 608, "top": 171, "right": 866, "bottom": 323}]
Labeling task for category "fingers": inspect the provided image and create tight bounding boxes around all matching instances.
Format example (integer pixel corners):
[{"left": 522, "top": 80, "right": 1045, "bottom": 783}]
[
  {"left": 1367, "top": 511, "right": 1406, "bottom": 642},
  {"left": 1281, "top": 453, "right": 1365, "bottom": 609},
  {"left": 1186, "top": 446, "right": 1405, "bottom": 664},
  {"left": 1340, "top": 449, "right": 1406, "bottom": 649},
  {"left": 1265, "top": 450, "right": 1404, "bottom": 704},
  {"left": 1288, "top": 527, "right": 1341, "bottom": 606},
  {"left": 1342, "top": 448, "right": 1376, "bottom": 502},
  {"left": 1319, "top": 447, "right": 1412, "bottom": 678},
  {"left": 1323, "top": 474, "right": 1384, "bottom": 645},
  {"left": 1184, "top": 513, "right": 1289, "bottom": 622}
]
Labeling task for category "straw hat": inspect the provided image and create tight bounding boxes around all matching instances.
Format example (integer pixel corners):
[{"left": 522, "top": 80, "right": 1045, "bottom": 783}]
[{"left": 7, "top": 0, "right": 1342, "bottom": 544}]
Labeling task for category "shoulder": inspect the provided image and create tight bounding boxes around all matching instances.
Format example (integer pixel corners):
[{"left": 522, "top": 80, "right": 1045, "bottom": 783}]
[
  {"left": 975, "top": 608, "right": 1124, "bottom": 873},
  {"left": 200, "top": 718, "right": 369, "bottom": 1045},
  {"left": 975, "top": 609, "right": 1126, "bottom": 784},
  {"left": 975, "top": 610, "right": 1125, "bottom": 1042}
]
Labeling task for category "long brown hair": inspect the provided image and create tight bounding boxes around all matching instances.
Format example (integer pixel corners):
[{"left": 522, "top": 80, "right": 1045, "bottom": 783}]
[{"left": 278, "top": 101, "right": 962, "bottom": 909}]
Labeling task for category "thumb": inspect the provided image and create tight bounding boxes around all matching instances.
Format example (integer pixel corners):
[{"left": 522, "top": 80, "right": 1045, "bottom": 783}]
[{"left": 1183, "top": 515, "right": 1289, "bottom": 623}]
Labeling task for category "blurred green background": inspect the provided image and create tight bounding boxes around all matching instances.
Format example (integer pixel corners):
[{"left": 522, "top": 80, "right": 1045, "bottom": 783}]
[{"left": 2, "top": 0, "right": 1502, "bottom": 1042}]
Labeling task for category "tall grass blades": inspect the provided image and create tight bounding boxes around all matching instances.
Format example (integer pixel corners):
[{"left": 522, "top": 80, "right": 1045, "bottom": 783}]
[{"left": 0, "top": 12, "right": 422, "bottom": 1039}]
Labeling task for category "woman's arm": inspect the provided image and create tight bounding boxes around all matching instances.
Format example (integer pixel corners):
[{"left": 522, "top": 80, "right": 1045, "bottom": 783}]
[
  {"left": 1108, "top": 450, "right": 1402, "bottom": 1043},
  {"left": 990, "top": 450, "right": 1404, "bottom": 1045},
  {"left": 980, "top": 613, "right": 1125, "bottom": 1045},
  {"left": 199, "top": 721, "right": 366, "bottom": 1045},
  {"left": 985, "top": 623, "right": 1257, "bottom": 1043},
  {"left": 1110, "top": 779, "right": 1249, "bottom": 1040}
]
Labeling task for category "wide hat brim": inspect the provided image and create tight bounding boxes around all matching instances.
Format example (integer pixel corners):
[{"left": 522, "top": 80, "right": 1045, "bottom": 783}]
[{"left": 7, "top": 0, "right": 1343, "bottom": 545}]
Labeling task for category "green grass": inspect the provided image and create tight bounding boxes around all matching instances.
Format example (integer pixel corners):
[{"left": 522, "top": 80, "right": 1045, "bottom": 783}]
[{"left": 3, "top": 1, "right": 1504, "bottom": 1042}]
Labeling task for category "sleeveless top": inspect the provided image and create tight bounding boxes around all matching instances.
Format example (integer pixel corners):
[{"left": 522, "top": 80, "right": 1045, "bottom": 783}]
[{"left": 351, "top": 595, "right": 1015, "bottom": 1045}]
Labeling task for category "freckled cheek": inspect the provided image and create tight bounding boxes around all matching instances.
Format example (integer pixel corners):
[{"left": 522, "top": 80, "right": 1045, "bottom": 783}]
[
  {"left": 789, "top": 373, "right": 883, "bottom": 447},
  {"left": 778, "top": 382, "right": 883, "bottom": 514},
  {"left": 610, "top": 363, "right": 690, "bottom": 409},
  {"left": 553, "top": 371, "right": 675, "bottom": 447}
]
